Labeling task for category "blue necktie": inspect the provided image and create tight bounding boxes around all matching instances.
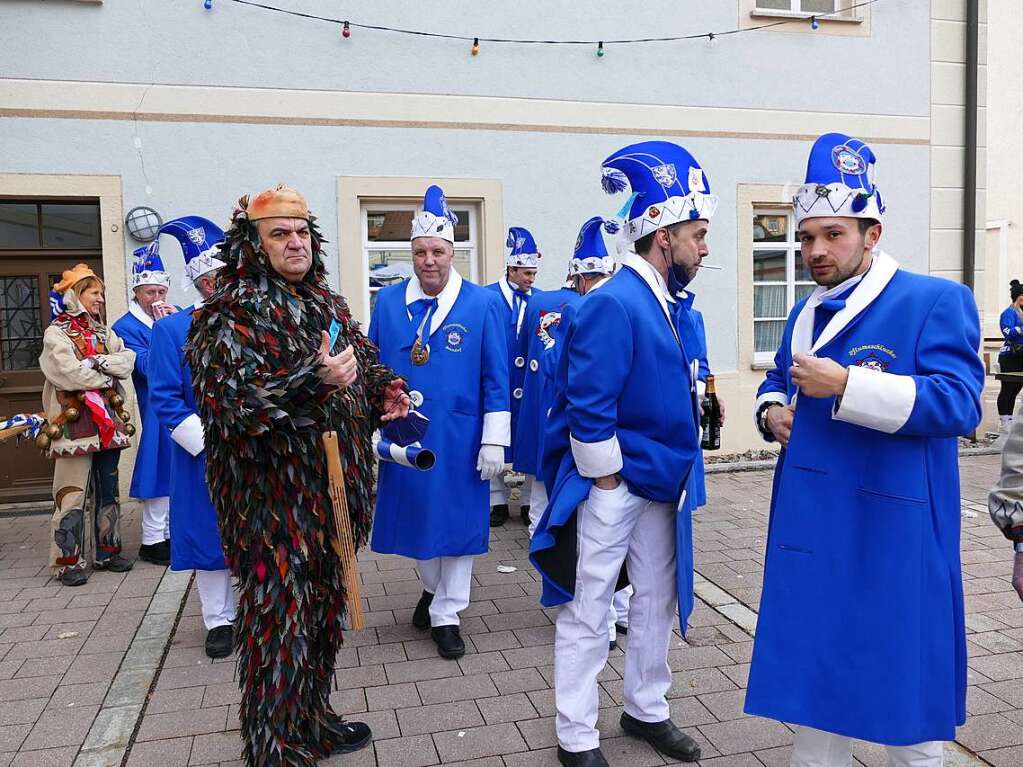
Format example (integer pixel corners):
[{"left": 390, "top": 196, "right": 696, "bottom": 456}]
[
  {"left": 408, "top": 298, "right": 438, "bottom": 346},
  {"left": 812, "top": 296, "right": 851, "bottom": 344}
]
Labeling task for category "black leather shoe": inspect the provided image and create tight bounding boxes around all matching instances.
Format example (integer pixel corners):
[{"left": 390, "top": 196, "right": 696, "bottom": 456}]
[
  {"left": 205, "top": 624, "right": 234, "bottom": 659},
  {"left": 620, "top": 712, "right": 701, "bottom": 762},
  {"left": 490, "top": 504, "right": 509, "bottom": 526},
  {"left": 519, "top": 504, "right": 531, "bottom": 526},
  {"left": 327, "top": 719, "right": 372, "bottom": 754},
  {"left": 431, "top": 625, "right": 465, "bottom": 659},
  {"left": 60, "top": 568, "right": 88, "bottom": 587},
  {"left": 557, "top": 746, "right": 609, "bottom": 766},
  {"left": 412, "top": 590, "right": 433, "bottom": 630},
  {"left": 608, "top": 639, "right": 618, "bottom": 652},
  {"left": 96, "top": 554, "right": 134, "bottom": 573},
  {"left": 138, "top": 540, "right": 170, "bottom": 567},
  {"left": 615, "top": 623, "right": 628, "bottom": 635}
]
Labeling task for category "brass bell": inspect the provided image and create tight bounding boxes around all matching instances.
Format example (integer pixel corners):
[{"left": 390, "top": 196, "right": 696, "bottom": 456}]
[
  {"left": 35, "top": 433, "right": 52, "bottom": 450},
  {"left": 64, "top": 406, "right": 80, "bottom": 422},
  {"left": 109, "top": 394, "right": 124, "bottom": 408},
  {"left": 125, "top": 423, "right": 137, "bottom": 437},
  {"left": 44, "top": 424, "right": 62, "bottom": 440},
  {"left": 118, "top": 410, "right": 131, "bottom": 423}
]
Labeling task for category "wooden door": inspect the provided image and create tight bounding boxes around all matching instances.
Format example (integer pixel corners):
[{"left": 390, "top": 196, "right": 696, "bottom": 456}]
[{"left": 0, "top": 201, "right": 103, "bottom": 503}]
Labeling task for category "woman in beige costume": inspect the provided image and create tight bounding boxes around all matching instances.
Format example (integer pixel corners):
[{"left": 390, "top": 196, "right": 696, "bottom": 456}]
[{"left": 40, "top": 264, "right": 136, "bottom": 586}]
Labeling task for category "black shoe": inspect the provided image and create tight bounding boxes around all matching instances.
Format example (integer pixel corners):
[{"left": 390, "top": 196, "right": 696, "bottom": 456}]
[
  {"left": 328, "top": 719, "right": 372, "bottom": 755},
  {"left": 412, "top": 590, "right": 433, "bottom": 630},
  {"left": 96, "top": 554, "right": 134, "bottom": 573},
  {"left": 138, "top": 540, "right": 170, "bottom": 567},
  {"left": 431, "top": 625, "right": 465, "bottom": 659},
  {"left": 557, "top": 746, "right": 609, "bottom": 766},
  {"left": 615, "top": 623, "right": 628, "bottom": 635},
  {"left": 519, "top": 504, "right": 531, "bottom": 526},
  {"left": 60, "top": 568, "right": 88, "bottom": 587},
  {"left": 490, "top": 504, "right": 509, "bottom": 526},
  {"left": 609, "top": 639, "right": 618, "bottom": 652},
  {"left": 619, "top": 712, "right": 701, "bottom": 762},
  {"left": 205, "top": 624, "right": 234, "bottom": 659}
]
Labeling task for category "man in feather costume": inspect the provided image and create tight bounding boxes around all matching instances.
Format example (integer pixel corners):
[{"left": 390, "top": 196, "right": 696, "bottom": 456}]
[{"left": 187, "top": 185, "right": 410, "bottom": 766}]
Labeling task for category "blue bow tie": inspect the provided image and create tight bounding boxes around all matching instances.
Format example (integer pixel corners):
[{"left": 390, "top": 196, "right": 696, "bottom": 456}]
[
  {"left": 820, "top": 298, "right": 847, "bottom": 313},
  {"left": 408, "top": 297, "right": 438, "bottom": 342}
]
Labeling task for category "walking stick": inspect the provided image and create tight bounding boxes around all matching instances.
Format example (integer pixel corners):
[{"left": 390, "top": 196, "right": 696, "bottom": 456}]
[{"left": 322, "top": 431, "right": 365, "bottom": 630}]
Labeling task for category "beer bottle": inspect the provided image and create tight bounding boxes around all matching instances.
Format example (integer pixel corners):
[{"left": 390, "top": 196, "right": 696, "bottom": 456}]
[{"left": 701, "top": 374, "right": 722, "bottom": 451}]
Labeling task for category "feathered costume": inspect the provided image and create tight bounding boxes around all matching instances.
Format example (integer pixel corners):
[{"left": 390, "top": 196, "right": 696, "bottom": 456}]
[{"left": 187, "top": 189, "right": 402, "bottom": 766}]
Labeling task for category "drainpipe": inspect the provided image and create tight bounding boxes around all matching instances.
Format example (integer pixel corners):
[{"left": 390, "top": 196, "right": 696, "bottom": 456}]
[{"left": 962, "top": 0, "right": 979, "bottom": 290}]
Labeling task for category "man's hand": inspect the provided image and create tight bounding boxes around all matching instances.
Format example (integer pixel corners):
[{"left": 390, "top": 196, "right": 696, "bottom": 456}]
[
  {"left": 766, "top": 404, "right": 796, "bottom": 447},
  {"left": 1013, "top": 552, "right": 1023, "bottom": 603},
  {"left": 317, "top": 331, "right": 358, "bottom": 389},
  {"left": 152, "top": 302, "right": 178, "bottom": 319},
  {"left": 595, "top": 474, "right": 621, "bottom": 490},
  {"left": 790, "top": 353, "right": 849, "bottom": 398},
  {"left": 381, "top": 378, "right": 411, "bottom": 422},
  {"left": 717, "top": 394, "right": 726, "bottom": 426}
]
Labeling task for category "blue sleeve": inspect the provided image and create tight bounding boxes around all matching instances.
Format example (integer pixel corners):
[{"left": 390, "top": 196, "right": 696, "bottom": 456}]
[
  {"left": 540, "top": 305, "right": 573, "bottom": 382},
  {"left": 368, "top": 298, "right": 381, "bottom": 347},
  {"left": 482, "top": 294, "right": 511, "bottom": 416},
  {"left": 114, "top": 319, "right": 151, "bottom": 379},
  {"left": 565, "top": 292, "right": 632, "bottom": 447},
  {"left": 148, "top": 320, "right": 194, "bottom": 433},
  {"left": 694, "top": 311, "right": 710, "bottom": 381},
  {"left": 1001, "top": 307, "right": 1023, "bottom": 344},
  {"left": 897, "top": 283, "right": 984, "bottom": 437}
]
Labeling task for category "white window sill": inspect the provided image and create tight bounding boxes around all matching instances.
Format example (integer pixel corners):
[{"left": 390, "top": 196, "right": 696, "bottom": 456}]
[
  {"left": 751, "top": 360, "right": 775, "bottom": 371},
  {"left": 750, "top": 9, "right": 862, "bottom": 24}
]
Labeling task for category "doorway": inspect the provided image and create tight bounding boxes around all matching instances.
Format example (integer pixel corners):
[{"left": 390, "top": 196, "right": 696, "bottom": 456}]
[{"left": 0, "top": 200, "right": 103, "bottom": 503}]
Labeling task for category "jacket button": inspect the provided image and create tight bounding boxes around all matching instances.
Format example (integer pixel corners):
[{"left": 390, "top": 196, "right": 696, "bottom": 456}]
[
  {"left": 409, "top": 390, "right": 424, "bottom": 407},
  {"left": 514, "top": 356, "right": 525, "bottom": 368},
  {"left": 513, "top": 387, "right": 523, "bottom": 400},
  {"left": 529, "top": 359, "right": 539, "bottom": 372}
]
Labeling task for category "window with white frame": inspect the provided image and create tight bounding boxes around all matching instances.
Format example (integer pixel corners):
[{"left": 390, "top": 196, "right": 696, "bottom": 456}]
[
  {"left": 754, "top": 0, "right": 850, "bottom": 15},
  {"left": 752, "top": 208, "right": 815, "bottom": 363},
  {"left": 361, "top": 202, "right": 479, "bottom": 315}
]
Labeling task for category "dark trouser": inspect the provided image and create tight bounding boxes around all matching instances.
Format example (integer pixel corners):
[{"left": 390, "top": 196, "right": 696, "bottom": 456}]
[
  {"left": 49, "top": 449, "right": 123, "bottom": 574},
  {"left": 997, "top": 354, "right": 1023, "bottom": 416}
]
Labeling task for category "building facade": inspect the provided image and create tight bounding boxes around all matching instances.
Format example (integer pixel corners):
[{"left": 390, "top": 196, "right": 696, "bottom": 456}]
[{"left": 0, "top": 1, "right": 994, "bottom": 500}]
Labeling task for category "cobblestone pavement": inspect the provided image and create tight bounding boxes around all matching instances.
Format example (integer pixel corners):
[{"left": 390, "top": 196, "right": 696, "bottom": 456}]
[{"left": 1, "top": 454, "right": 1021, "bottom": 766}]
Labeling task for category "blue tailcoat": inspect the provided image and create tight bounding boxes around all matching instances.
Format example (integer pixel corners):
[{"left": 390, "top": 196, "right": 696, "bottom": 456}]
[
  {"left": 486, "top": 279, "right": 537, "bottom": 462},
  {"left": 512, "top": 288, "right": 579, "bottom": 477},
  {"left": 148, "top": 308, "right": 227, "bottom": 572},
  {"left": 689, "top": 308, "right": 710, "bottom": 509},
  {"left": 529, "top": 260, "right": 701, "bottom": 633},
  {"left": 112, "top": 307, "right": 175, "bottom": 499},
  {"left": 370, "top": 275, "right": 510, "bottom": 559},
  {"left": 744, "top": 253, "right": 984, "bottom": 745},
  {"left": 999, "top": 305, "right": 1023, "bottom": 356}
]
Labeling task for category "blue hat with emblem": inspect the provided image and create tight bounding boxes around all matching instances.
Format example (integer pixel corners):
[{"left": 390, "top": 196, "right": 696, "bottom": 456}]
[
  {"left": 601, "top": 140, "right": 719, "bottom": 243},
  {"left": 159, "top": 216, "right": 226, "bottom": 283},
  {"left": 793, "top": 132, "right": 885, "bottom": 224},
  {"left": 130, "top": 243, "right": 171, "bottom": 289},
  {"left": 411, "top": 185, "right": 458, "bottom": 244},
  {"left": 570, "top": 217, "right": 617, "bottom": 276},
  {"left": 505, "top": 227, "right": 541, "bottom": 269}
]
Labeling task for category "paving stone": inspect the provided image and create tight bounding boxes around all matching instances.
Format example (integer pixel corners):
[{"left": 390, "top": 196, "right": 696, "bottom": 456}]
[
  {"left": 476, "top": 691, "right": 538, "bottom": 724},
  {"left": 396, "top": 700, "right": 483, "bottom": 736},
  {"left": 491, "top": 667, "right": 548, "bottom": 695},
  {"left": 136, "top": 706, "right": 230, "bottom": 742},
  {"left": 46, "top": 682, "right": 109, "bottom": 712},
  {"left": 0, "top": 676, "right": 60, "bottom": 703},
  {"left": 432, "top": 721, "right": 528, "bottom": 761},
  {"left": 373, "top": 734, "right": 438, "bottom": 767},
  {"left": 384, "top": 657, "right": 462, "bottom": 685},
  {"left": 145, "top": 687, "right": 205, "bottom": 715},
  {"left": 21, "top": 705, "right": 99, "bottom": 751},
  {"left": 981, "top": 745, "right": 1023, "bottom": 767},
  {"left": 698, "top": 717, "right": 792, "bottom": 755},
  {"left": 955, "top": 712, "right": 1023, "bottom": 751},
  {"left": 125, "top": 735, "right": 193, "bottom": 767},
  {"left": 416, "top": 673, "right": 499, "bottom": 705},
  {"left": 10, "top": 745, "right": 79, "bottom": 767},
  {"left": 189, "top": 732, "right": 241, "bottom": 765},
  {"left": 365, "top": 682, "right": 420, "bottom": 711}
]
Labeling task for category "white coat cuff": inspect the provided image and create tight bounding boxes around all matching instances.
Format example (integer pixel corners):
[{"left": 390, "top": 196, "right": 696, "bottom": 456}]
[
  {"left": 696, "top": 379, "right": 707, "bottom": 399},
  {"left": 754, "top": 391, "right": 789, "bottom": 432},
  {"left": 570, "top": 433, "right": 624, "bottom": 478},
  {"left": 482, "top": 410, "right": 511, "bottom": 447},
  {"left": 171, "top": 414, "right": 205, "bottom": 457},
  {"left": 832, "top": 365, "right": 916, "bottom": 434}
]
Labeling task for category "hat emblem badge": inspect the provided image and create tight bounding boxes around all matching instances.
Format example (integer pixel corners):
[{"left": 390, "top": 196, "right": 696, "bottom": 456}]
[
  {"left": 186, "top": 227, "right": 206, "bottom": 245},
  {"left": 832, "top": 145, "right": 867, "bottom": 175},
  {"left": 651, "top": 163, "right": 677, "bottom": 189}
]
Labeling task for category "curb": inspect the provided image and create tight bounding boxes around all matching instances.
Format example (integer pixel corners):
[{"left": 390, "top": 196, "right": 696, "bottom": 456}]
[
  {"left": 73, "top": 568, "right": 193, "bottom": 767},
  {"left": 705, "top": 447, "right": 999, "bottom": 475}
]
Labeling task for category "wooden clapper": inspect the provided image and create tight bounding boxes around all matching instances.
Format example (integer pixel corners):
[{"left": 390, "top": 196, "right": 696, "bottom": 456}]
[{"left": 322, "top": 431, "right": 365, "bottom": 631}]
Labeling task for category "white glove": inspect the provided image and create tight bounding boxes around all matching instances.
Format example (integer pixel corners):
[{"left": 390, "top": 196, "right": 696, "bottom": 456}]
[{"left": 476, "top": 443, "right": 505, "bottom": 482}]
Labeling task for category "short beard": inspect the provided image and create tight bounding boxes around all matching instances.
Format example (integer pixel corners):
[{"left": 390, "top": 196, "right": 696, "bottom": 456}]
[{"left": 816, "top": 234, "right": 871, "bottom": 288}]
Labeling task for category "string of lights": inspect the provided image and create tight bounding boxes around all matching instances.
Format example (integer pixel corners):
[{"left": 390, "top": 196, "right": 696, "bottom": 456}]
[{"left": 201, "top": 0, "right": 881, "bottom": 57}]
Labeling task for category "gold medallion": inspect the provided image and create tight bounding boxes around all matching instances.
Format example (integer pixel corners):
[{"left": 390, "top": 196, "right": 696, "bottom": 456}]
[{"left": 411, "top": 339, "right": 430, "bottom": 365}]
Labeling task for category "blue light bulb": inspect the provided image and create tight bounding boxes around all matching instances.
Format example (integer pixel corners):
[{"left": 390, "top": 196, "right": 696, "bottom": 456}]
[
  {"left": 810, "top": 16, "right": 819, "bottom": 30},
  {"left": 204, "top": 0, "right": 213, "bottom": 9}
]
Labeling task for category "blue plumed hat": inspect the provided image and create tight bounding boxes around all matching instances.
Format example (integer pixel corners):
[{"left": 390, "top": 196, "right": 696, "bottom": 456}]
[
  {"left": 411, "top": 185, "right": 458, "bottom": 244},
  {"left": 570, "top": 217, "right": 617, "bottom": 276},
  {"left": 159, "top": 216, "right": 226, "bottom": 282},
  {"left": 130, "top": 243, "right": 170, "bottom": 289},
  {"left": 793, "top": 132, "right": 885, "bottom": 224},
  {"left": 601, "top": 140, "right": 719, "bottom": 243},
  {"left": 505, "top": 227, "right": 540, "bottom": 269}
]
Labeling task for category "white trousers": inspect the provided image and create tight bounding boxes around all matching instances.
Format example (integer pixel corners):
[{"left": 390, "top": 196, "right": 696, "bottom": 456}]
[
  {"left": 527, "top": 479, "right": 549, "bottom": 537},
  {"left": 195, "top": 569, "right": 236, "bottom": 630},
  {"left": 608, "top": 585, "right": 633, "bottom": 632},
  {"left": 490, "top": 474, "right": 509, "bottom": 506},
  {"left": 555, "top": 483, "right": 676, "bottom": 752},
  {"left": 791, "top": 726, "right": 943, "bottom": 767},
  {"left": 140, "top": 496, "right": 170, "bottom": 545},
  {"left": 416, "top": 555, "right": 474, "bottom": 627}
]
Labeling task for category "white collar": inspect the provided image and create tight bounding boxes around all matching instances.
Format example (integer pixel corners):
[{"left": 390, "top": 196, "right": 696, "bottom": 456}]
[
  {"left": 405, "top": 268, "right": 463, "bottom": 337},
  {"left": 791, "top": 250, "right": 900, "bottom": 357},
  {"left": 193, "top": 299, "right": 204, "bottom": 311},
  {"left": 128, "top": 300, "right": 154, "bottom": 329},
  {"left": 621, "top": 252, "right": 680, "bottom": 344}
]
